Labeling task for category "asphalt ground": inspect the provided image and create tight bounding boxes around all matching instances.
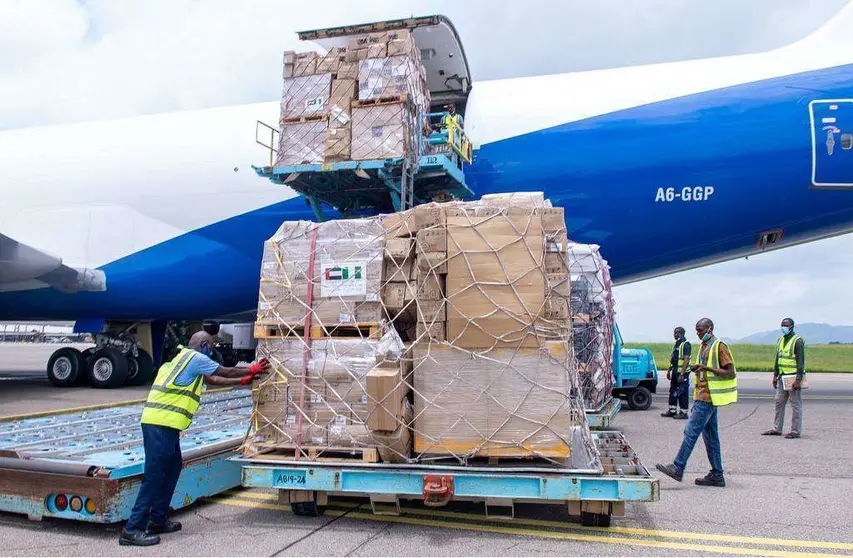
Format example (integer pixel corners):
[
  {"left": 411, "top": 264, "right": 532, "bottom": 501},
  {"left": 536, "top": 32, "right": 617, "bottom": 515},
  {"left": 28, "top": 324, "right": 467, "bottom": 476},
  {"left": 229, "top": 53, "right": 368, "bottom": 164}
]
[{"left": 1, "top": 343, "right": 852, "bottom": 556}]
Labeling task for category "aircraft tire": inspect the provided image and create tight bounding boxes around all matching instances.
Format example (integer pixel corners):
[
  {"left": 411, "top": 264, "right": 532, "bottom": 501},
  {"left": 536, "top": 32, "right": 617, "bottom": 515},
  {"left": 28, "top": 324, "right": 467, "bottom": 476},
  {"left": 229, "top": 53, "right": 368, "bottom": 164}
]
[{"left": 87, "top": 347, "right": 129, "bottom": 389}]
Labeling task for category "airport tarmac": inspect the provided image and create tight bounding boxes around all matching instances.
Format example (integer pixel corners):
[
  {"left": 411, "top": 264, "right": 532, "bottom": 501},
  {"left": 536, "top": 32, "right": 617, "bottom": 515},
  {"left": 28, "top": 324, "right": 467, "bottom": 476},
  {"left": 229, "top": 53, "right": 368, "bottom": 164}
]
[{"left": 1, "top": 343, "right": 852, "bottom": 556}]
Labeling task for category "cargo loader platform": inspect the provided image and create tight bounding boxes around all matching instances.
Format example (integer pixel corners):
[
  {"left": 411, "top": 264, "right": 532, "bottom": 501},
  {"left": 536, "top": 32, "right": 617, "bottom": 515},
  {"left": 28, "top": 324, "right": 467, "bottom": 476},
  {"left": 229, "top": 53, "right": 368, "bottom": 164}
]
[
  {"left": 237, "top": 431, "right": 658, "bottom": 527},
  {"left": 586, "top": 397, "right": 622, "bottom": 430},
  {"left": 0, "top": 389, "right": 251, "bottom": 523},
  {"left": 253, "top": 153, "right": 472, "bottom": 222}
]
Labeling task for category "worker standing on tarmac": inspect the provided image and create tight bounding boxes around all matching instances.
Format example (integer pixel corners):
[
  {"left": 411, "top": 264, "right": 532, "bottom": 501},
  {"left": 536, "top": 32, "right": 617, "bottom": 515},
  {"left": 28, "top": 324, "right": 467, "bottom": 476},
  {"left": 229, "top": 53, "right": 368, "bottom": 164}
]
[
  {"left": 656, "top": 318, "right": 737, "bottom": 488},
  {"left": 119, "top": 331, "right": 269, "bottom": 547},
  {"left": 661, "top": 327, "right": 691, "bottom": 419},
  {"left": 762, "top": 318, "right": 806, "bottom": 439}
]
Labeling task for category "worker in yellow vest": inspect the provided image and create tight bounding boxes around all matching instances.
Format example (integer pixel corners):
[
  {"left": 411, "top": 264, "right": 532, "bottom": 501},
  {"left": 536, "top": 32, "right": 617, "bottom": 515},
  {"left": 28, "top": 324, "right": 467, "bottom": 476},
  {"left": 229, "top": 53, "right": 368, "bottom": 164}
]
[
  {"left": 762, "top": 317, "right": 805, "bottom": 439},
  {"left": 656, "top": 318, "right": 737, "bottom": 488},
  {"left": 120, "top": 331, "right": 269, "bottom": 547}
]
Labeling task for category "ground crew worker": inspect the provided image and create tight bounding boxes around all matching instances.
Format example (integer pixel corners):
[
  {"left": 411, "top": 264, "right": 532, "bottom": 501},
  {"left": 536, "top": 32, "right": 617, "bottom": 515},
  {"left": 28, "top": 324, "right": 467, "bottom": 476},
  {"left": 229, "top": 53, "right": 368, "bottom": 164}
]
[
  {"left": 661, "top": 326, "right": 691, "bottom": 419},
  {"left": 656, "top": 318, "right": 737, "bottom": 488},
  {"left": 119, "top": 331, "right": 269, "bottom": 547},
  {"left": 762, "top": 317, "right": 805, "bottom": 439}
]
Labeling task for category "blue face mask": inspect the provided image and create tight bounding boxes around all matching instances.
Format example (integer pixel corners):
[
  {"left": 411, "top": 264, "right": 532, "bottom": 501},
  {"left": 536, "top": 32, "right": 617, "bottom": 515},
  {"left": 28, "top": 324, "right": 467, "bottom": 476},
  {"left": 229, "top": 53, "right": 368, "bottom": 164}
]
[
  {"left": 200, "top": 343, "right": 212, "bottom": 357},
  {"left": 781, "top": 326, "right": 791, "bottom": 336}
]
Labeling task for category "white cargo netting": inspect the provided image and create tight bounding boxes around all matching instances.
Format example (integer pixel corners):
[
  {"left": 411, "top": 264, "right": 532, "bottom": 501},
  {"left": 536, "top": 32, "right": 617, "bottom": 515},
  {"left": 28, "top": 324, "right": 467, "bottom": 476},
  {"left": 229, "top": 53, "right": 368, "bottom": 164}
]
[{"left": 245, "top": 195, "right": 601, "bottom": 469}]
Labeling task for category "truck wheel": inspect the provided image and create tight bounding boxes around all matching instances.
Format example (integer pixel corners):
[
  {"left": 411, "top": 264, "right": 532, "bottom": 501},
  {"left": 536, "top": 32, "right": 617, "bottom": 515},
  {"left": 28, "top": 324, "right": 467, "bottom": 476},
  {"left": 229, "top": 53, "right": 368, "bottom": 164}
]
[
  {"left": 87, "top": 347, "right": 129, "bottom": 388},
  {"left": 580, "top": 511, "right": 611, "bottom": 527},
  {"left": 126, "top": 349, "right": 156, "bottom": 386},
  {"left": 627, "top": 386, "right": 652, "bottom": 411},
  {"left": 47, "top": 348, "right": 87, "bottom": 387}
]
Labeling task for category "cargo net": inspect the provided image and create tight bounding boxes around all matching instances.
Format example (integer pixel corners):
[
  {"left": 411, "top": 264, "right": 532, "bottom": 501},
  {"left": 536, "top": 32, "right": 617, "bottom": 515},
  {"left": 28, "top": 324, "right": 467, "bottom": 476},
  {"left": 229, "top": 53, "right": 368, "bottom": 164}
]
[
  {"left": 568, "top": 243, "right": 616, "bottom": 412},
  {"left": 246, "top": 193, "right": 599, "bottom": 469},
  {"left": 276, "top": 30, "right": 430, "bottom": 168}
]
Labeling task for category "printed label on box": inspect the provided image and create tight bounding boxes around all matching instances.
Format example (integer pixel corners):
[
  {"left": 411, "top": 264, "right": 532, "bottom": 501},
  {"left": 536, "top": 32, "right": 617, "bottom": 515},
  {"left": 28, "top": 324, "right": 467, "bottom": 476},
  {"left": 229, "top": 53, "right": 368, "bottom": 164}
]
[
  {"left": 305, "top": 96, "right": 325, "bottom": 112},
  {"left": 310, "top": 393, "right": 324, "bottom": 404},
  {"left": 320, "top": 256, "right": 367, "bottom": 297}
]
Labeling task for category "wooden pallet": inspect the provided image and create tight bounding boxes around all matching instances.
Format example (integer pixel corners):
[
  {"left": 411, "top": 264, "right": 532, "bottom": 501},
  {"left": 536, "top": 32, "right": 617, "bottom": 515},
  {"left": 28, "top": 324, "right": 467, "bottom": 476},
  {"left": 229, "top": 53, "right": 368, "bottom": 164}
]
[
  {"left": 248, "top": 444, "right": 379, "bottom": 463},
  {"left": 254, "top": 322, "right": 380, "bottom": 340},
  {"left": 351, "top": 94, "right": 408, "bottom": 108},
  {"left": 281, "top": 114, "right": 327, "bottom": 124}
]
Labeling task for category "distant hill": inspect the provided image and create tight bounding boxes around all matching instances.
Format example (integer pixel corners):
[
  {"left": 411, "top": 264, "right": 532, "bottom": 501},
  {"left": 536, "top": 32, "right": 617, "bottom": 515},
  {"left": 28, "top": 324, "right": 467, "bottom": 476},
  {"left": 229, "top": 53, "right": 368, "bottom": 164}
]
[{"left": 738, "top": 323, "right": 853, "bottom": 345}]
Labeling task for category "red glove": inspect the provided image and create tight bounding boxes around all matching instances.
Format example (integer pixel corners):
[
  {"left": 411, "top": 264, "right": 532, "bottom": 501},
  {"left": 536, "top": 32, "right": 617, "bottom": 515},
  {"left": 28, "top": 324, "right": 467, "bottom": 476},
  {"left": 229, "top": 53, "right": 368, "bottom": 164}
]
[
  {"left": 248, "top": 357, "right": 269, "bottom": 375},
  {"left": 240, "top": 374, "right": 258, "bottom": 386}
]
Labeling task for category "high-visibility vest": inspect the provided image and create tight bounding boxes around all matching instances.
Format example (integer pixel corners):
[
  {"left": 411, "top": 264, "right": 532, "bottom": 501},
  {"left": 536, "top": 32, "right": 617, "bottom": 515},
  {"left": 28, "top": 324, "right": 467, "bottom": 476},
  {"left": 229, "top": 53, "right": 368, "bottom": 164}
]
[
  {"left": 777, "top": 334, "right": 803, "bottom": 376},
  {"left": 676, "top": 340, "right": 688, "bottom": 362},
  {"left": 141, "top": 346, "right": 205, "bottom": 430},
  {"left": 694, "top": 339, "right": 738, "bottom": 407}
]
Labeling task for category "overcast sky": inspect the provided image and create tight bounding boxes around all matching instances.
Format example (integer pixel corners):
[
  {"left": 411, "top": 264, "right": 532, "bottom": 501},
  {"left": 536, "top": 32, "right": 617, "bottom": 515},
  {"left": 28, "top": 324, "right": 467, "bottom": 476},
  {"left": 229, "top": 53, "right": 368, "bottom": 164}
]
[{"left": 2, "top": 0, "right": 851, "bottom": 341}]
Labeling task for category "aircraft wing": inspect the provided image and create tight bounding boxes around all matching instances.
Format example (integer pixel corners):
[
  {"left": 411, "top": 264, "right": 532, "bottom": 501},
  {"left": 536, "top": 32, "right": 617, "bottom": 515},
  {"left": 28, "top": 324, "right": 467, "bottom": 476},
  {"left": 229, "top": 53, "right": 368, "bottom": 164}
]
[{"left": 0, "top": 232, "right": 106, "bottom": 293}]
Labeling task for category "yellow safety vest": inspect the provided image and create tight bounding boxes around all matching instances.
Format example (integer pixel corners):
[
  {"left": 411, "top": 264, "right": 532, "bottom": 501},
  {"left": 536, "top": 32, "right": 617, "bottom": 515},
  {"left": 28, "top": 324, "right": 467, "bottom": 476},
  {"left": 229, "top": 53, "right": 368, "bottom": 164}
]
[
  {"left": 694, "top": 339, "right": 738, "bottom": 407},
  {"left": 776, "top": 334, "right": 803, "bottom": 376},
  {"left": 676, "top": 341, "right": 688, "bottom": 362},
  {"left": 141, "top": 346, "right": 206, "bottom": 430}
]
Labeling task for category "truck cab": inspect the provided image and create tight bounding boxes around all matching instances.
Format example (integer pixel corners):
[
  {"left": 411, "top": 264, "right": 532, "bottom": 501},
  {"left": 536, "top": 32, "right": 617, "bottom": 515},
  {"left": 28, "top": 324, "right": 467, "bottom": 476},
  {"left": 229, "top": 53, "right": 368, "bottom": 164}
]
[{"left": 612, "top": 324, "right": 659, "bottom": 410}]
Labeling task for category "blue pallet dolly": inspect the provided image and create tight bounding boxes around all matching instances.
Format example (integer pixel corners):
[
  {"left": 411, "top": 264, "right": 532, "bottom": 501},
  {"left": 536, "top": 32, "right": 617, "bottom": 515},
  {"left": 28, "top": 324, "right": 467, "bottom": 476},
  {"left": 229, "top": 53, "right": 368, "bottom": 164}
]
[
  {"left": 238, "top": 431, "right": 658, "bottom": 527},
  {"left": 0, "top": 390, "right": 251, "bottom": 523}
]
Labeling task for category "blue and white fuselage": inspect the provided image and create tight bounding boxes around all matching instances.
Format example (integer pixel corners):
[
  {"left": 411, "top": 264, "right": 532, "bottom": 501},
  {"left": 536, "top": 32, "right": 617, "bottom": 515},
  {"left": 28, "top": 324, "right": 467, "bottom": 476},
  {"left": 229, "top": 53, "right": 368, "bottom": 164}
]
[{"left": 1, "top": 8, "right": 852, "bottom": 323}]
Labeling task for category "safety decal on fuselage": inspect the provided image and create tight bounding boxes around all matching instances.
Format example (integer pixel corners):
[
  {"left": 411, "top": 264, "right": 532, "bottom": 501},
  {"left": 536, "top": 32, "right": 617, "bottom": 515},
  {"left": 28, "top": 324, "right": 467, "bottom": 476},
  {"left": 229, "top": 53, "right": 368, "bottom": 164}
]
[{"left": 810, "top": 99, "right": 853, "bottom": 187}]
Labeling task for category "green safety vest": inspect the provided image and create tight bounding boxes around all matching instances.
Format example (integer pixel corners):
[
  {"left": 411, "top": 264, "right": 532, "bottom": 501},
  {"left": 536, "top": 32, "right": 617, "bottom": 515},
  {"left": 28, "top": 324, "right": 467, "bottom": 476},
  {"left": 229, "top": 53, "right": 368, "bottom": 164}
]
[
  {"left": 140, "top": 346, "right": 205, "bottom": 430},
  {"left": 694, "top": 339, "right": 738, "bottom": 407},
  {"left": 776, "top": 334, "right": 803, "bottom": 376},
  {"left": 676, "top": 340, "right": 688, "bottom": 362}
]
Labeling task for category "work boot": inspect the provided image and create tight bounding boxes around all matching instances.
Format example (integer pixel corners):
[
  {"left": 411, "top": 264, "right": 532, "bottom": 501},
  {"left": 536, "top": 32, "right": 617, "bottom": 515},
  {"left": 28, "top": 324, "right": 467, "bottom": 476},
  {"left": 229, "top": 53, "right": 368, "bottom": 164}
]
[
  {"left": 674, "top": 412, "right": 688, "bottom": 420},
  {"left": 695, "top": 472, "right": 726, "bottom": 487},
  {"left": 660, "top": 409, "right": 676, "bottom": 418},
  {"left": 119, "top": 529, "right": 160, "bottom": 546},
  {"left": 148, "top": 520, "right": 182, "bottom": 534},
  {"left": 655, "top": 463, "right": 683, "bottom": 482}
]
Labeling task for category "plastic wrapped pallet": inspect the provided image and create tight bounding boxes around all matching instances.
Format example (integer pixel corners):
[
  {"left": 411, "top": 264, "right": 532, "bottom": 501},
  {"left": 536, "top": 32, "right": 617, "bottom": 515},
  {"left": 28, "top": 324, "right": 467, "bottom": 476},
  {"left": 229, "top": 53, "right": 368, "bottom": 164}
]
[
  {"left": 567, "top": 242, "right": 616, "bottom": 411},
  {"left": 257, "top": 219, "right": 384, "bottom": 330},
  {"left": 275, "top": 120, "right": 327, "bottom": 166},
  {"left": 280, "top": 74, "right": 333, "bottom": 122}
]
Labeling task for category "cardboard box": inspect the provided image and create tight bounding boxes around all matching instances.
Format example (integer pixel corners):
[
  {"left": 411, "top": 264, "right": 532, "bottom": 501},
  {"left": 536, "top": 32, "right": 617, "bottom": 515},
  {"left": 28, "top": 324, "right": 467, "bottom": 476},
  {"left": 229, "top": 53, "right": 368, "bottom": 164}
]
[
  {"left": 412, "top": 343, "right": 574, "bottom": 458},
  {"left": 276, "top": 119, "right": 328, "bottom": 165},
  {"left": 345, "top": 48, "right": 367, "bottom": 62},
  {"left": 357, "top": 57, "right": 419, "bottom": 101},
  {"left": 414, "top": 204, "right": 445, "bottom": 229},
  {"left": 417, "top": 299, "right": 445, "bottom": 322},
  {"left": 545, "top": 251, "right": 568, "bottom": 274},
  {"left": 324, "top": 126, "right": 351, "bottom": 162},
  {"left": 329, "top": 79, "right": 356, "bottom": 128},
  {"left": 416, "top": 228, "right": 447, "bottom": 253},
  {"left": 445, "top": 208, "right": 545, "bottom": 348},
  {"left": 281, "top": 73, "right": 332, "bottom": 121},
  {"left": 337, "top": 61, "right": 359, "bottom": 80},
  {"left": 385, "top": 237, "right": 413, "bottom": 261},
  {"left": 388, "top": 36, "right": 415, "bottom": 57},
  {"left": 417, "top": 273, "right": 443, "bottom": 301},
  {"left": 379, "top": 209, "right": 418, "bottom": 238},
  {"left": 544, "top": 296, "right": 570, "bottom": 320},
  {"left": 366, "top": 44, "right": 388, "bottom": 58},
  {"left": 547, "top": 273, "right": 571, "bottom": 297},
  {"left": 382, "top": 282, "right": 416, "bottom": 311},
  {"left": 384, "top": 258, "right": 413, "bottom": 283},
  {"left": 416, "top": 321, "right": 446, "bottom": 342},
  {"left": 373, "top": 400, "right": 413, "bottom": 463},
  {"left": 316, "top": 48, "right": 345, "bottom": 74},
  {"left": 294, "top": 51, "right": 317, "bottom": 76},
  {"left": 541, "top": 207, "right": 566, "bottom": 233},
  {"left": 416, "top": 252, "right": 447, "bottom": 275},
  {"left": 351, "top": 103, "right": 409, "bottom": 160},
  {"left": 367, "top": 363, "right": 408, "bottom": 431}
]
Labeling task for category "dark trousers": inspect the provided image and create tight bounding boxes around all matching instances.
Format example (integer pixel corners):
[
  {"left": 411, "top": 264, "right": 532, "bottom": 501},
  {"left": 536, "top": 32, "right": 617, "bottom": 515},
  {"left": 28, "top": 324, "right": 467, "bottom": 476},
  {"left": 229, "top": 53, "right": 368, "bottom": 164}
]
[
  {"left": 126, "top": 424, "right": 183, "bottom": 532},
  {"left": 667, "top": 372, "right": 690, "bottom": 410}
]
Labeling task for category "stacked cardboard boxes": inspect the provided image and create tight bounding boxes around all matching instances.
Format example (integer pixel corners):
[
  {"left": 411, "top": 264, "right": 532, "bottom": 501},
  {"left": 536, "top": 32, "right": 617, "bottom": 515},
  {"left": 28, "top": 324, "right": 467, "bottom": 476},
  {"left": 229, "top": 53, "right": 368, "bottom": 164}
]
[
  {"left": 248, "top": 194, "right": 592, "bottom": 464},
  {"left": 277, "top": 30, "right": 430, "bottom": 166}
]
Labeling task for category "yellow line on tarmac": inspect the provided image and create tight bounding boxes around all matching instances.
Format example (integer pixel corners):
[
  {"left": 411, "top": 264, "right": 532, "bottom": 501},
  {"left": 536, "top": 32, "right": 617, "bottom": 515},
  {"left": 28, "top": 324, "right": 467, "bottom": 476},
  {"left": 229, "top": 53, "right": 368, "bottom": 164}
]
[
  {"left": 222, "top": 490, "right": 853, "bottom": 552},
  {"left": 206, "top": 494, "right": 836, "bottom": 557}
]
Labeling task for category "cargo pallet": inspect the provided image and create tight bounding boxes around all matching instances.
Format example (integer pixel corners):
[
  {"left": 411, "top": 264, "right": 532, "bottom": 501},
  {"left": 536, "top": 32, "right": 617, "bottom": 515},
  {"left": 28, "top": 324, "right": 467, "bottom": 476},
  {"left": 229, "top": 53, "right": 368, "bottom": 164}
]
[
  {"left": 0, "top": 390, "right": 251, "bottom": 523},
  {"left": 238, "top": 431, "right": 658, "bottom": 527},
  {"left": 586, "top": 397, "right": 621, "bottom": 430},
  {"left": 254, "top": 322, "right": 381, "bottom": 340},
  {"left": 252, "top": 154, "right": 472, "bottom": 221}
]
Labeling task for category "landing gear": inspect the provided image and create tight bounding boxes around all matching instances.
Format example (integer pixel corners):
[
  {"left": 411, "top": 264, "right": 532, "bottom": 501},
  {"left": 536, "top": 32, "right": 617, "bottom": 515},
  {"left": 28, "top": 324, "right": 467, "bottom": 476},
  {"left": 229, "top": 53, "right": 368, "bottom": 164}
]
[
  {"left": 87, "top": 347, "right": 129, "bottom": 389},
  {"left": 125, "top": 349, "right": 156, "bottom": 386},
  {"left": 46, "top": 347, "right": 88, "bottom": 387}
]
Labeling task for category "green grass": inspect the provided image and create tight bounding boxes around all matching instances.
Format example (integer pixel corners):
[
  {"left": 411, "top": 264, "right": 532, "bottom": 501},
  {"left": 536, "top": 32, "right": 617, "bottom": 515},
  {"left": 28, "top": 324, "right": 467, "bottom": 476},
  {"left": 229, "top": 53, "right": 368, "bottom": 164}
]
[{"left": 624, "top": 342, "right": 853, "bottom": 373}]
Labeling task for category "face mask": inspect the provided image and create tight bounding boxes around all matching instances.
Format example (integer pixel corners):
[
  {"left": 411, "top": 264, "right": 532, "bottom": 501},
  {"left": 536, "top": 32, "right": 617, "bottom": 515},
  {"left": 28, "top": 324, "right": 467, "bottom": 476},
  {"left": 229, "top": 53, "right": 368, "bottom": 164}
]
[
  {"left": 700, "top": 330, "right": 712, "bottom": 342},
  {"left": 781, "top": 326, "right": 791, "bottom": 336},
  {"left": 200, "top": 343, "right": 212, "bottom": 357}
]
